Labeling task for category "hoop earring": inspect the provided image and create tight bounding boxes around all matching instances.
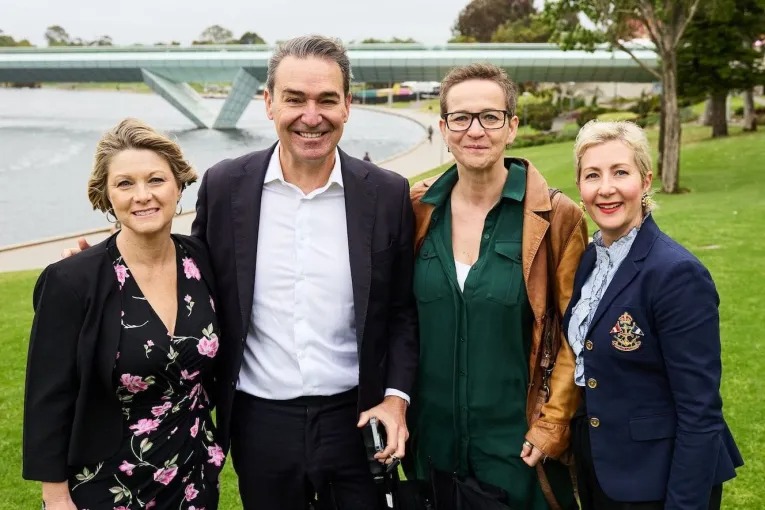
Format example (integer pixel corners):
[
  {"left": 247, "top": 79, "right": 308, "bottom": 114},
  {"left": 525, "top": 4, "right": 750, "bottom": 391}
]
[
  {"left": 176, "top": 203, "right": 183, "bottom": 216},
  {"left": 579, "top": 200, "right": 586, "bottom": 213},
  {"left": 641, "top": 192, "right": 649, "bottom": 208},
  {"left": 106, "top": 208, "right": 117, "bottom": 224},
  {"left": 446, "top": 145, "right": 451, "bottom": 153}
]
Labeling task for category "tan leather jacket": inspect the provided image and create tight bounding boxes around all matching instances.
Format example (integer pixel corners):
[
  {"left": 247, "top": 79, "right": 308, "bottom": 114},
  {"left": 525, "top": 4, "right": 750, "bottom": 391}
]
[{"left": 410, "top": 160, "right": 587, "bottom": 458}]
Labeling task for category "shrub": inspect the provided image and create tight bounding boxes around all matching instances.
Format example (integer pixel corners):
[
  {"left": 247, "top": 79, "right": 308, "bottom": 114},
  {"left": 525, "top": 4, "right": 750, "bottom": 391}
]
[
  {"left": 597, "top": 111, "right": 640, "bottom": 122},
  {"left": 526, "top": 102, "right": 557, "bottom": 131},
  {"left": 576, "top": 108, "right": 599, "bottom": 127}
]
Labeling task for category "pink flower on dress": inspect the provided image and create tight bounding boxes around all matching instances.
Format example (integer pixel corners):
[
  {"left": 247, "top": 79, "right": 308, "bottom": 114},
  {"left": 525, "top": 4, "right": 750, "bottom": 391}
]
[
  {"left": 181, "top": 369, "right": 200, "bottom": 381},
  {"left": 207, "top": 444, "right": 225, "bottom": 467},
  {"left": 118, "top": 460, "right": 136, "bottom": 476},
  {"left": 153, "top": 466, "right": 178, "bottom": 486},
  {"left": 146, "top": 501, "right": 157, "bottom": 510},
  {"left": 129, "top": 418, "right": 160, "bottom": 436},
  {"left": 197, "top": 334, "right": 219, "bottom": 358},
  {"left": 185, "top": 483, "right": 199, "bottom": 501},
  {"left": 114, "top": 264, "right": 130, "bottom": 288},
  {"left": 115, "top": 506, "right": 130, "bottom": 510},
  {"left": 151, "top": 401, "right": 172, "bottom": 417},
  {"left": 182, "top": 257, "right": 201, "bottom": 280},
  {"left": 120, "top": 374, "right": 149, "bottom": 393},
  {"left": 190, "top": 417, "right": 200, "bottom": 438},
  {"left": 146, "top": 340, "right": 154, "bottom": 347},
  {"left": 184, "top": 294, "right": 192, "bottom": 303}
]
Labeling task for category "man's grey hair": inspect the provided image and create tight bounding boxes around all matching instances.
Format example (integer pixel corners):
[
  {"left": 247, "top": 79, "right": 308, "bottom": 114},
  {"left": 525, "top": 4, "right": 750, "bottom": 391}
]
[{"left": 266, "top": 35, "right": 352, "bottom": 96}]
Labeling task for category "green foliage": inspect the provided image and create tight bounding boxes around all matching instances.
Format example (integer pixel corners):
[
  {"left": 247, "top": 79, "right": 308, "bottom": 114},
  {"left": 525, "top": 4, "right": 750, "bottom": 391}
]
[
  {"left": 453, "top": 0, "right": 535, "bottom": 42},
  {"left": 0, "top": 30, "right": 33, "bottom": 47},
  {"left": 525, "top": 102, "right": 557, "bottom": 131},
  {"left": 576, "top": 107, "right": 599, "bottom": 127},
  {"left": 597, "top": 111, "right": 640, "bottom": 122},
  {"left": 238, "top": 31, "right": 266, "bottom": 45},
  {"left": 193, "top": 25, "right": 235, "bottom": 45},
  {"left": 491, "top": 14, "right": 553, "bottom": 43},
  {"left": 678, "top": 0, "right": 765, "bottom": 99}
]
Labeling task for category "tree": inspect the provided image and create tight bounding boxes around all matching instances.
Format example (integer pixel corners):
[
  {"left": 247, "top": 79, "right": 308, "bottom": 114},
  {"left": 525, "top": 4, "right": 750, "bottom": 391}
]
[
  {"left": 194, "top": 25, "right": 234, "bottom": 45},
  {"left": 0, "top": 30, "right": 33, "bottom": 47},
  {"left": 90, "top": 35, "right": 113, "bottom": 46},
  {"left": 678, "top": 0, "right": 765, "bottom": 137},
  {"left": 238, "top": 31, "right": 266, "bottom": 45},
  {"left": 491, "top": 15, "right": 553, "bottom": 42},
  {"left": 44, "top": 25, "right": 71, "bottom": 46},
  {"left": 453, "top": 0, "right": 535, "bottom": 42},
  {"left": 543, "top": 1, "right": 705, "bottom": 194},
  {"left": 359, "top": 37, "right": 419, "bottom": 44}
]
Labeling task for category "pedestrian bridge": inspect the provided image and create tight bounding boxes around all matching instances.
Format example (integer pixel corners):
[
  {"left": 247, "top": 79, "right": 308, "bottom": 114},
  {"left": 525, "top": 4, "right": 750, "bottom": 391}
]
[{"left": 0, "top": 43, "right": 658, "bottom": 129}]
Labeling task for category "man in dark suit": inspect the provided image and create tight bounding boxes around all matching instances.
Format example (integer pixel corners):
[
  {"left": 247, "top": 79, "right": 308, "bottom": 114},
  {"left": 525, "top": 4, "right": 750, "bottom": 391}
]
[{"left": 192, "top": 35, "right": 418, "bottom": 509}]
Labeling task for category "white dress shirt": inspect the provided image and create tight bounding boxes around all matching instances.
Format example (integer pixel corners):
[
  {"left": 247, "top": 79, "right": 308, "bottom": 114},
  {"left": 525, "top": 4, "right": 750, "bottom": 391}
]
[{"left": 237, "top": 146, "right": 408, "bottom": 403}]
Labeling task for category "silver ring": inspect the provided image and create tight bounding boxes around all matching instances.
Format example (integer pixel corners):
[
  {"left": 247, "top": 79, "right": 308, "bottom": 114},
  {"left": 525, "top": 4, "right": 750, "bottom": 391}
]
[{"left": 523, "top": 440, "right": 533, "bottom": 449}]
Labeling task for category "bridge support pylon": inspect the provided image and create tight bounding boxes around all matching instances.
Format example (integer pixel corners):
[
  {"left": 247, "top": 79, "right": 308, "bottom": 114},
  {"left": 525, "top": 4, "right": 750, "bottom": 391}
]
[
  {"left": 212, "top": 69, "right": 260, "bottom": 129},
  {"left": 141, "top": 70, "right": 214, "bottom": 128}
]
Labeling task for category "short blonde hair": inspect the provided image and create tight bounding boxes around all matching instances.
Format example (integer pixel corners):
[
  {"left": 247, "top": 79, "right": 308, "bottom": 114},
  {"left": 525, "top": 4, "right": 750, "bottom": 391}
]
[
  {"left": 574, "top": 120, "right": 656, "bottom": 211},
  {"left": 87, "top": 118, "right": 197, "bottom": 213}
]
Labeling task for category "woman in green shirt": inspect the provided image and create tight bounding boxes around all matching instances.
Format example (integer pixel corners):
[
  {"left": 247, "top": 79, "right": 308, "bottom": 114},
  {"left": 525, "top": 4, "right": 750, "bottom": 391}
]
[{"left": 408, "top": 64, "right": 587, "bottom": 509}]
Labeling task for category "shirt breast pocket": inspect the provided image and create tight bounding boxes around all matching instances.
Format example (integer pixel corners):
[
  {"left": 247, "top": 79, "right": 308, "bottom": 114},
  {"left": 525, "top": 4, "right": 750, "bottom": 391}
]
[
  {"left": 414, "top": 241, "right": 448, "bottom": 303},
  {"left": 486, "top": 240, "right": 523, "bottom": 306}
]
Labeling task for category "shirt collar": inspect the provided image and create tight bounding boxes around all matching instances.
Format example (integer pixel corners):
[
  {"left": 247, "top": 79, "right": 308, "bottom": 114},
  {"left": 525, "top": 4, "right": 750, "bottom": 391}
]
[
  {"left": 421, "top": 157, "right": 527, "bottom": 206},
  {"left": 264, "top": 142, "right": 344, "bottom": 188}
]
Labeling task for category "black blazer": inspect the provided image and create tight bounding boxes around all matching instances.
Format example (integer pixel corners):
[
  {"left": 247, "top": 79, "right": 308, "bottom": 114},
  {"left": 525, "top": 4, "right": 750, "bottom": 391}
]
[
  {"left": 22, "top": 233, "right": 215, "bottom": 482},
  {"left": 191, "top": 144, "right": 419, "bottom": 451}
]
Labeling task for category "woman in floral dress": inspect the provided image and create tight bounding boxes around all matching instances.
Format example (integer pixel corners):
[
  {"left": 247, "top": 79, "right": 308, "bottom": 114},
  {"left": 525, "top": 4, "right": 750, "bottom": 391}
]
[{"left": 23, "top": 118, "right": 223, "bottom": 510}]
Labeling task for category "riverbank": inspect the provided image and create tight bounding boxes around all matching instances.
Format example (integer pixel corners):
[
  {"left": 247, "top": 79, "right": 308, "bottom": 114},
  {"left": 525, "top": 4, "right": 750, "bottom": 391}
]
[{"left": 0, "top": 103, "right": 449, "bottom": 272}]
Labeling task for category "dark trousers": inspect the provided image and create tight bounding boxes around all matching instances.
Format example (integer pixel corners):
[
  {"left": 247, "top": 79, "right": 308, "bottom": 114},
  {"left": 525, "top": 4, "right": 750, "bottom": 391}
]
[
  {"left": 230, "top": 388, "right": 381, "bottom": 510},
  {"left": 571, "top": 411, "right": 722, "bottom": 510}
]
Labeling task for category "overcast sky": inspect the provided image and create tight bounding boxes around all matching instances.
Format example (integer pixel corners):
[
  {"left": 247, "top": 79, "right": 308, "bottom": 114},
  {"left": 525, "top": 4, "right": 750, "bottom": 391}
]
[{"left": 2, "top": 0, "right": 474, "bottom": 46}]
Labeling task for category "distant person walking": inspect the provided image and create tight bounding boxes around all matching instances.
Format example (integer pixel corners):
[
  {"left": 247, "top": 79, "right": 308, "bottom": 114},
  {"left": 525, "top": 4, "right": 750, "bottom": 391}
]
[
  {"left": 363, "top": 151, "right": 372, "bottom": 162},
  {"left": 427, "top": 125, "right": 434, "bottom": 143}
]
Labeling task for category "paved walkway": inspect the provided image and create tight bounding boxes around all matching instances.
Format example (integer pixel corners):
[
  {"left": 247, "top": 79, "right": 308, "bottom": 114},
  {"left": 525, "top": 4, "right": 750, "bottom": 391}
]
[{"left": 0, "top": 105, "right": 451, "bottom": 272}]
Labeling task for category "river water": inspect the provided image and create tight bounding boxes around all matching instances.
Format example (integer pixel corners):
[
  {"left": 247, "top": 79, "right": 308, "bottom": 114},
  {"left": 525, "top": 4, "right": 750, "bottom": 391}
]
[{"left": 0, "top": 88, "right": 423, "bottom": 247}]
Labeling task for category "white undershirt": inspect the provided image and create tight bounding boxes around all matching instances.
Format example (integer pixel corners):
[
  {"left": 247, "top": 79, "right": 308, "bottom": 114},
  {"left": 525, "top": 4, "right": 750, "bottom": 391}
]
[{"left": 455, "top": 260, "right": 472, "bottom": 292}]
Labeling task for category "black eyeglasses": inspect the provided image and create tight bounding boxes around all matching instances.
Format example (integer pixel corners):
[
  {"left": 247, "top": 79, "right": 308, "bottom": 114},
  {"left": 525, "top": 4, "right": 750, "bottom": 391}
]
[{"left": 442, "top": 110, "right": 510, "bottom": 132}]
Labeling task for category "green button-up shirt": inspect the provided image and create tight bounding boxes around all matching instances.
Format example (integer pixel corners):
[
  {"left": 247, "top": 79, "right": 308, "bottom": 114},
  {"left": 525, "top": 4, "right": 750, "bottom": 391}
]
[{"left": 412, "top": 160, "right": 544, "bottom": 500}]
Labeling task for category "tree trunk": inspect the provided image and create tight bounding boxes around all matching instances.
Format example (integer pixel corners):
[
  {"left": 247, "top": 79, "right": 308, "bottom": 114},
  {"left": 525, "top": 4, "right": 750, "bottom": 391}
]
[
  {"left": 700, "top": 98, "right": 713, "bottom": 126},
  {"left": 661, "top": 54, "right": 682, "bottom": 194},
  {"left": 709, "top": 92, "right": 729, "bottom": 138},
  {"left": 658, "top": 98, "right": 665, "bottom": 178},
  {"left": 743, "top": 88, "right": 757, "bottom": 131}
]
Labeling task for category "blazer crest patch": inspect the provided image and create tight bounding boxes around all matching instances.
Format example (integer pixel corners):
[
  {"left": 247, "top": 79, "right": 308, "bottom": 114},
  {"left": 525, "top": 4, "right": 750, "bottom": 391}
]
[{"left": 610, "top": 311, "right": 644, "bottom": 352}]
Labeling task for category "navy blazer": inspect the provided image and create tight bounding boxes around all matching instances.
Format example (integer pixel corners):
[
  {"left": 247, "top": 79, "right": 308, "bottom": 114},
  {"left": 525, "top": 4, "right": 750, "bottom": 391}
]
[
  {"left": 22, "top": 233, "right": 216, "bottom": 482},
  {"left": 191, "top": 144, "right": 419, "bottom": 452},
  {"left": 563, "top": 216, "right": 743, "bottom": 508}
]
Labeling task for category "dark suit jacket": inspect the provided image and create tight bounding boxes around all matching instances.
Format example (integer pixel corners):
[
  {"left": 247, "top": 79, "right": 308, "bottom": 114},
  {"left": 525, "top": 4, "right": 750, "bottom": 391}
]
[
  {"left": 563, "top": 215, "right": 743, "bottom": 508},
  {"left": 22, "top": 234, "right": 215, "bottom": 482},
  {"left": 191, "top": 144, "right": 419, "bottom": 452}
]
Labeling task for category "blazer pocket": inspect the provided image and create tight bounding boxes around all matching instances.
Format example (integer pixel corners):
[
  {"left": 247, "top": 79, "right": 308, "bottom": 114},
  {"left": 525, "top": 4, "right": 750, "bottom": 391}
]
[{"left": 629, "top": 412, "right": 677, "bottom": 441}]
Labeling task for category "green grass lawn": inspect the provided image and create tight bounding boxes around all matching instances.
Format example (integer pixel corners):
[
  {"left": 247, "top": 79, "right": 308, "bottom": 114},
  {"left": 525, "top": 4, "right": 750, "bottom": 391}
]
[{"left": 3, "top": 125, "right": 763, "bottom": 508}]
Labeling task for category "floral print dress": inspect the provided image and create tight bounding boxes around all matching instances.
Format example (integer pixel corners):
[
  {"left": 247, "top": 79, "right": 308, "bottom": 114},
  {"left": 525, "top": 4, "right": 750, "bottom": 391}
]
[{"left": 69, "top": 239, "right": 223, "bottom": 510}]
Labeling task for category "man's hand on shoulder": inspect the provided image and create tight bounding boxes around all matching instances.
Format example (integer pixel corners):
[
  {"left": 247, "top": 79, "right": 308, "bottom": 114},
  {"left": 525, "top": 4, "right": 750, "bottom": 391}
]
[
  {"left": 60, "top": 237, "right": 91, "bottom": 259},
  {"left": 357, "top": 395, "right": 409, "bottom": 465}
]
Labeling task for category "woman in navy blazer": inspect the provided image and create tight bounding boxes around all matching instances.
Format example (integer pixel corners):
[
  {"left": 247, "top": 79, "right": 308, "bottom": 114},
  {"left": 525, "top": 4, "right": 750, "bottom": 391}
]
[
  {"left": 563, "top": 120, "right": 742, "bottom": 510},
  {"left": 23, "top": 119, "right": 223, "bottom": 510}
]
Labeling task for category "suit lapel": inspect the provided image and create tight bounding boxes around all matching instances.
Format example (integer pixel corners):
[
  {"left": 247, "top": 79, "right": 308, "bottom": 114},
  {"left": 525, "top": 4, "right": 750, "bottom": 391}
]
[
  {"left": 586, "top": 216, "right": 660, "bottom": 335},
  {"left": 230, "top": 145, "right": 274, "bottom": 335},
  {"left": 340, "top": 150, "right": 376, "bottom": 352}
]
